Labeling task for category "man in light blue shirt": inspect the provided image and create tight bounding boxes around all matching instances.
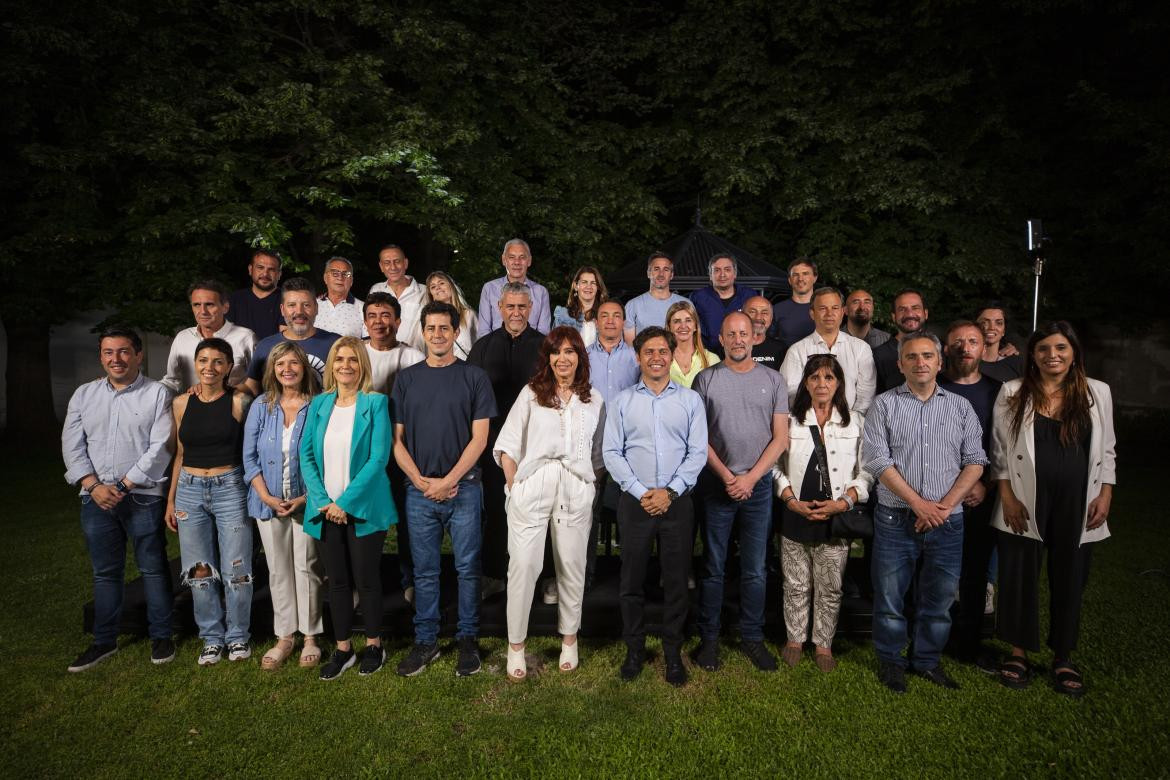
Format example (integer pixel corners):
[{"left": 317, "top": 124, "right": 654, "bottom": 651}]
[
  {"left": 622, "top": 252, "right": 688, "bottom": 344},
  {"left": 61, "top": 327, "right": 175, "bottom": 672},
  {"left": 603, "top": 326, "right": 707, "bottom": 687},
  {"left": 476, "top": 238, "right": 551, "bottom": 336}
]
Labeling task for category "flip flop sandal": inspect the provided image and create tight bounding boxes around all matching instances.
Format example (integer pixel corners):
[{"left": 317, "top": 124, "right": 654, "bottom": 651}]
[
  {"left": 1052, "top": 662, "right": 1086, "bottom": 699},
  {"left": 998, "top": 655, "right": 1032, "bottom": 690},
  {"left": 507, "top": 645, "right": 527, "bottom": 683},
  {"left": 560, "top": 641, "right": 579, "bottom": 672}
]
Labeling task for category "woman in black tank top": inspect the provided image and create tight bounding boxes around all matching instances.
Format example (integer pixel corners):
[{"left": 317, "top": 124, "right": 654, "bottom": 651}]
[{"left": 165, "top": 337, "right": 253, "bottom": 667}]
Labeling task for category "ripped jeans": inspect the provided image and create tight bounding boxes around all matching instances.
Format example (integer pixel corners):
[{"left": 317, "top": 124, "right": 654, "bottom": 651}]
[{"left": 175, "top": 467, "right": 252, "bottom": 646}]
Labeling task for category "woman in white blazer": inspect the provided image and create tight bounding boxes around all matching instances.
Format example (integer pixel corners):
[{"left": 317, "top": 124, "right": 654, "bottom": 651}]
[
  {"left": 495, "top": 326, "right": 605, "bottom": 682},
  {"left": 775, "top": 355, "right": 872, "bottom": 672},
  {"left": 991, "top": 321, "right": 1115, "bottom": 698}
]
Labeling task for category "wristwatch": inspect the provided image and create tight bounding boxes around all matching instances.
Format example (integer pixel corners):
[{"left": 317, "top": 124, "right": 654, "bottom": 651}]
[
  {"left": 665, "top": 488, "right": 679, "bottom": 502},
  {"left": 842, "top": 494, "right": 855, "bottom": 511},
  {"left": 115, "top": 480, "right": 131, "bottom": 495}
]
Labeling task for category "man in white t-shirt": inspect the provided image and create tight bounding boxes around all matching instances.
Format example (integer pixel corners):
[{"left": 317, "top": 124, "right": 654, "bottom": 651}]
[
  {"left": 161, "top": 279, "right": 255, "bottom": 394},
  {"left": 364, "top": 292, "right": 424, "bottom": 395},
  {"left": 623, "top": 252, "right": 688, "bottom": 345},
  {"left": 368, "top": 244, "right": 425, "bottom": 350}
]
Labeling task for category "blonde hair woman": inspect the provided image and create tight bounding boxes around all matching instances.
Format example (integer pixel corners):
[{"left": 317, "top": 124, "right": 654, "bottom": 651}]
[
  {"left": 666, "top": 300, "right": 719, "bottom": 388},
  {"left": 409, "top": 271, "right": 476, "bottom": 359}
]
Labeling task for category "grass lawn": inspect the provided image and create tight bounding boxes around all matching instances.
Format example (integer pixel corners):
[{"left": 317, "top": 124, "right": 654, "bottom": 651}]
[{"left": 2, "top": 441, "right": 1168, "bottom": 778}]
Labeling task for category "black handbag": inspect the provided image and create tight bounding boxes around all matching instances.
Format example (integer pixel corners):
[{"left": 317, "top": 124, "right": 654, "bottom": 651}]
[{"left": 809, "top": 425, "right": 873, "bottom": 539}]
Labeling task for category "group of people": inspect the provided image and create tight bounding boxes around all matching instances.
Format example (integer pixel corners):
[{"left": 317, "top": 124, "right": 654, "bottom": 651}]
[{"left": 62, "top": 239, "right": 1116, "bottom": 697}]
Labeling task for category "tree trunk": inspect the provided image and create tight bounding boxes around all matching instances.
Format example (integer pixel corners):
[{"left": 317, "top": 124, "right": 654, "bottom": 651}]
[{"left": 2, "top": 316, "right": 59, "bottom": 442}]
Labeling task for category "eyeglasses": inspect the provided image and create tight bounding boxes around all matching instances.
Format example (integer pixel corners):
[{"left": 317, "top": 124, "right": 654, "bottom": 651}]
[{"left": 327, "top": 271, "right": 353, "bottom": 279}]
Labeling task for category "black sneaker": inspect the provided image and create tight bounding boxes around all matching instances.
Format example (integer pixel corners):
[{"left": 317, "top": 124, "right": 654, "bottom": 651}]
[
  {"left": 620, "top": 645, "right": 645, "bottom": 681},
  {"left": 455, "top": 637, "right": 481, "bottom": 677},
  {"left": 915, "top": 665, "right": 960, "bottom": 690},
  {"left": 878, "top": 661, "right": 907, "bottom": 694},
  {"left": 396, "top": 642, "right": 440, "bottom": 677},
  {"left": 67, "top": 643, "right": 117, "bottom": 673},
  {"left": 741, "top": 640, "right": 778, "bottom": 672},
  {"left": 151, "top": 639, "right": 176, "bottom": 665},
  {"left": 359, "top": 645, "right": 386, "bottom": 676},
  {"left": 664, "top": 651, "right": 688, "bottom": 687},
  {"left": 696, "top": 638, "right": 720, "bottom": 672},
  {"left": 319, "top": 648, "right": 356, "bottom": 681}
]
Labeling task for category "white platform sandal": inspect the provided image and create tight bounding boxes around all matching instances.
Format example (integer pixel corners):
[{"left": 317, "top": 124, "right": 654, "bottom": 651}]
[
  {"left": 559, "top": 640, "right": 579, "bottom": 672},
  {"left": 507, "top": 645, "right": 526, "bottom": 682}
]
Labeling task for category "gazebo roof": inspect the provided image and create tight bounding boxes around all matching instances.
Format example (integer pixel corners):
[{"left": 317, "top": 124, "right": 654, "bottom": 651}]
[{"left": 607, "top": 220, "right": 791, "bottom": 300}]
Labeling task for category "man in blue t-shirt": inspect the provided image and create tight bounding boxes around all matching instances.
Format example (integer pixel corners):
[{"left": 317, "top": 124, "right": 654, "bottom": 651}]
[
  {"left": 244, "top": 277, "right": 340, "bottom": 394},
  {"left": 392, "top": 302, "right": 497, "bottom": 680},
  {"left": 939, "top": 320, "right": 1003, "bottom": 671}
]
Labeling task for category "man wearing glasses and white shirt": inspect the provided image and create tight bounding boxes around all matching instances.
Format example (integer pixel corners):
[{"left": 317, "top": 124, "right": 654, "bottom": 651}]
[{"left": 314, "top": 256, "right": 365, "bottom": 338}]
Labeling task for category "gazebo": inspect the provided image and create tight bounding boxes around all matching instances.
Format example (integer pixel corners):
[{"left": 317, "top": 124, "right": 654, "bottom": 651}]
[{"left": 606, "top": 218, "right": 792, "bottom": 302}]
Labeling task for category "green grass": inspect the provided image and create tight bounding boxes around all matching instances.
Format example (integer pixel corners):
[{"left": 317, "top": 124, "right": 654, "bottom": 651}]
[{"left": 2, "top": 445, "right": 1168, "bottom": 778}]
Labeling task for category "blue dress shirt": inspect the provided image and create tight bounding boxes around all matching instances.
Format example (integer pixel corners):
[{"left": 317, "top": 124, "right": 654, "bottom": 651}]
[
  {"left": 476, "top": 276, "right": 551, "bottom": 337},
  {"left": 602, "top": 379, "right": 708, "bottom": 500},
  {"left": 587, "top": 339, "right": 640, "bottom": 404}
]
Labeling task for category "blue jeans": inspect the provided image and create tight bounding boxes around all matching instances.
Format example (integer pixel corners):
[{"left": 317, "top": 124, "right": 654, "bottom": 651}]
[
  {"left": 406, "top": 480, "right": 482, "bottom": 644},
  {"left": 871, "top": 504, "right": 963, "bottom": 671},
  {"left": 698, "top": 475, "right": 772, "bottom": 641},
  {"left": 80, "top": 493, "right": 173, "bottom": 646},
  {"left": 175, "top": 468, "right": 252, "bottom": 646}
]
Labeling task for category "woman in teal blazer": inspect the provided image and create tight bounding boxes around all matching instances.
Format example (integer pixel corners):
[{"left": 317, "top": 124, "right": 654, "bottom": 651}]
[{"left": 300, "top": 336, "right": 397, "bottom": 680}]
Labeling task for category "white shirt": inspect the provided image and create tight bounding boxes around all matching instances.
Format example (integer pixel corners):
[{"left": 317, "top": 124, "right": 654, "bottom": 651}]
[
  {"left": 369, "top": 277, "right": 425, "bottom": 349},
  {"left": 493, "top": 385, "right": 606, "bottom": 485},
  {"left": 323, "top": 403, "right": 356, "bottom": 500},
  {"left": 280, "top": 423, "right": 294, "bottom": 499},
  {"left": 365, "top": 342, "right": 425, "bottom": 396},
  {"left": 780, "top": 329, "right": 876, "bottom": 415},
  {"left": 161, "top": 320, "right": 255, "bottom": 394},
  {"left": 315, "top": 294, "right": 366, "bottom": 338}
]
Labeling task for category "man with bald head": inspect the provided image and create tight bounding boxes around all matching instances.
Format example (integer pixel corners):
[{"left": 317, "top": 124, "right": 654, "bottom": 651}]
[
  {"left": 844, "top": 289, "right": 891, "bottom": 348},
  {"left": 743, "top": 295, "right": 786, "bottom": 370},
  {"left": 692, "top": 312, "right": 790, "bottom": 673}
]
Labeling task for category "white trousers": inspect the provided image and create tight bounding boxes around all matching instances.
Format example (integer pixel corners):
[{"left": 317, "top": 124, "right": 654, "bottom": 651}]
[
  {"left": 255, "top": 515, "right": 325, "bottom": 637},
  {"left": 505, "top": 462, "right": 594, "bottom": 644}
]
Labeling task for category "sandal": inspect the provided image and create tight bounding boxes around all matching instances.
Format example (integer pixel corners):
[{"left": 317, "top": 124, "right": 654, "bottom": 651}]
[
  {"left": 507, "top": 645, "right": 526, "bottom": 683},
  {"left": 814, "top": 652, "right": 837, "bottom": 673},
  {"left": 998, "top": 655, "right": 1032, "bottom": 690},
  {"left": 1052, "top": 660, "right": 1086, "bottom": 699},
  {"left": 781, "top": 644, "right": 802, "bottom": 668},
  {"left": 261, "top": 637, "right": 295, "bottom": 670},
  {"left": 560, "top": 640, "right": 579, "bottom": 672},
  {"left": 299, "top": 637, "right": 321, "bottom": 668}
]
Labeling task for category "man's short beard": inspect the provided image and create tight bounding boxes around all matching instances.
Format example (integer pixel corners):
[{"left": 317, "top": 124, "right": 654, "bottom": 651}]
[
  {"left": 255, "top": 280, "right": 277, "bottom": 291},
  {"left": 848, "top": 312, "right": 870, "bottom": 326}
]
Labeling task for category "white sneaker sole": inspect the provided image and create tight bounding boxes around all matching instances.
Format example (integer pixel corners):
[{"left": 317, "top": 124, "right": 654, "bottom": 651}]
[{"left": 67, "top": 647, "right": 118, "bottom": 673}]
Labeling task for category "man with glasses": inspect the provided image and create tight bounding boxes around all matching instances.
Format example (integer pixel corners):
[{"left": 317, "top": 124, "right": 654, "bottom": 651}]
[{"left": 314, "top": 256, "right": 365, "bottom": 338}]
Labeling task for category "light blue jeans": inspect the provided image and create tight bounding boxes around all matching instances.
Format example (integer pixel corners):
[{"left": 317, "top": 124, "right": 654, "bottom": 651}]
[{"left": 175, "top": 467, "right": 252, "bottom": 647}]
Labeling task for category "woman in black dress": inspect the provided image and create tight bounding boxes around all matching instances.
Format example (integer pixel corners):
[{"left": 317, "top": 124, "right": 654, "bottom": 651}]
[{"left": 990, "top": 321, "right": 1116, "bottom": 697}]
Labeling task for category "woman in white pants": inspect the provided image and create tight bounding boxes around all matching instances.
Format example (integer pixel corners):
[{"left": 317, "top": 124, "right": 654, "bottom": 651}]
[
  {"left": 495, "top": 326, "right": 605, "bottom": 681},
  {"left": 242, "top": 341, "right": 325, "bottom": 668}
]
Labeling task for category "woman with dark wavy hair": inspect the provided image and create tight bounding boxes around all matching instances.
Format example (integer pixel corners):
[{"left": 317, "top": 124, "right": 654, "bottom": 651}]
[
  {"left": 553, "top": 266, "right": 609, "bottom": 347},
  {"left": 494, "top": 326, "right": 606, "bottom": 681},
  {"left": 991, "top": 321, "right": 1116, "bottom": 698}
]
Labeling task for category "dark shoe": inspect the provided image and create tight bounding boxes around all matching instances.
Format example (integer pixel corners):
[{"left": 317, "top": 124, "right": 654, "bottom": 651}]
[
  {"left": 1052, "top": 660, "right": 1086, "bottom": 699},
  {"left": 916, "top": 665, "right": 960, "bottom": 690},
  {"left": 455, "top": 637, "right": 481, "bottom": 677},
  {"left": 664, "top": 652, "right": 688, "bottom": 687},
  {"left": 396, "top": 642, "right": 440, "bottom": 677},
  {"left": 741, "top": 640, "right": 778, "bottom": 672},
  {"left": 319, "top": 648, "right": 356, "bottom": 681},
  {"left": 878, "top": 661, "right": 907, "bottom": 693},
  {"left": 358, "top": 644, "right": 386, "bottom": 676},
  {"left": 973, "top": 647, "right": 1000, "bottom": 676},
  {"left": 695, "top": 638, "right": 720, "bottom": 672},
  {"left": 67, "top": 643, "right": 117, "bottom": 673},
  {"left": 998, "top": 654, "right": 1033, "bottom": 690},
  {"left": 620, "top": 646, "right": 645, "bottom": 681},
  {"left": 814, "top": 652, "right": 838, "bottom": 673},
  {"left": 150, "top": 639, "right": 176, "bottom": 665}
]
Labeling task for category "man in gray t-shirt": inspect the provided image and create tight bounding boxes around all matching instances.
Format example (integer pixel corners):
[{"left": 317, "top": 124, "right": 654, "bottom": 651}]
[{"left": 691, "top": 312, "right": 790, "bottom": 673}]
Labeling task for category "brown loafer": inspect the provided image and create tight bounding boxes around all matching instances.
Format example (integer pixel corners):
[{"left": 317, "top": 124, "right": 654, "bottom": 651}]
[
  {"left": 781, "top": 644, "right": 802, "bottom": 668},
  {"left": 814, "top": 653, "right": 838, "bottom": 673}
]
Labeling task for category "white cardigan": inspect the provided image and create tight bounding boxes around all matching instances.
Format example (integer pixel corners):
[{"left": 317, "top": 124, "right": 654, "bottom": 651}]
[
  {"left": 775, "top": 408, "right": 872, "bottom": 503},
  {"left": 990, "top": 378, "right": 1116, "bottom": 545}
]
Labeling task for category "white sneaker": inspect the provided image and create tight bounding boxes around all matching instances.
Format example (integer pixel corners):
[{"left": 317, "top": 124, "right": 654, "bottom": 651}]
[
  {"left": 227, "top": 642, "right": 252, "bottom": 661},
  {"left": 984, "top": 583, "right": 996, "bottom": 615},
  {"left": 198, "top": 645, "right": 224, "bottom": 666},
  {"left": 541, "top": 578, "right": 559, "bottom": 605}
]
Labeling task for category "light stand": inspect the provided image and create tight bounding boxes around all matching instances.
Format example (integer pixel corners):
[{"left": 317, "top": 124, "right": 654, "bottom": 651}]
[{"left": 1028, "top": 219, "right": 1045, "bottom": 332}]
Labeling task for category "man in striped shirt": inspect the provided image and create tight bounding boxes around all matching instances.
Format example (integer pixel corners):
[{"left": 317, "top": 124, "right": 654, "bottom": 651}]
[{"left": 862, "top": 332, "right": 988, "bottom": 693}]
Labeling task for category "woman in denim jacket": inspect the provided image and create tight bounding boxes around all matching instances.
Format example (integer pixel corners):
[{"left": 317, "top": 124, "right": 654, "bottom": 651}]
[{"left": 243, "top": 341, "right": 324, "bottom": 669}]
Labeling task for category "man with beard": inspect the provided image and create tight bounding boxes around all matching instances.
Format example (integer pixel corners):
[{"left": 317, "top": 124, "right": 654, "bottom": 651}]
[
  {"left": 873, "top": 289, "right": 932, "bottom": 393},
  {"left": 743, "top": 295, "right": 786, "bottom": 370},
  {"left": 769, "top": 258, "right": 818, "bottom": 348},
  {"left": 228, "top": 249, "right": 284, "bottom": 340},
  {"left": 244, "top": 278, "right": 341, "bottom": 393},
  {"left": 844, "top": 289, "right": 891, "bottom": 348},
  {"left": 939, "top": 320, "right": 1003, "bottom": 672}
]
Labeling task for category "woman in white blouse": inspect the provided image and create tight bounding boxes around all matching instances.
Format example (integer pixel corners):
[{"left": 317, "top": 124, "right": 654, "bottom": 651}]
[
  {"left": 775, "top": 355, "right": 871, "bottom": 672},
  {"left": 494, "top": 326, "right": 605, "bottom": 681}
]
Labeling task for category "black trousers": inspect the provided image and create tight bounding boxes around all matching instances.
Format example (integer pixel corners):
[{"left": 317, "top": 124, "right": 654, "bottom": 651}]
[
  {"left": 618, "top": 491, "right": 694, "bottom": 652},
  {"left": 481, "top": 465, "right": 509, "bottom": 579},
  {"left": 954, "top": 494, "right": 998, "bottom": 653},
  {"left": 321, "top": 521, "right": 386, "bottom": 640},
  {"left": 389, "top": 463, "right": 412, "bottom": 589},
  {"left": 995, "top": 527, "right": 1092, "bottom": 659}
]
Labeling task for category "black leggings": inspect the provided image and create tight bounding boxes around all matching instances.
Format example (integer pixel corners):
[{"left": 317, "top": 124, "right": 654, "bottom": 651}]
[{"left": 321, "top": 521, "right": 386, "bottom": 640}]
